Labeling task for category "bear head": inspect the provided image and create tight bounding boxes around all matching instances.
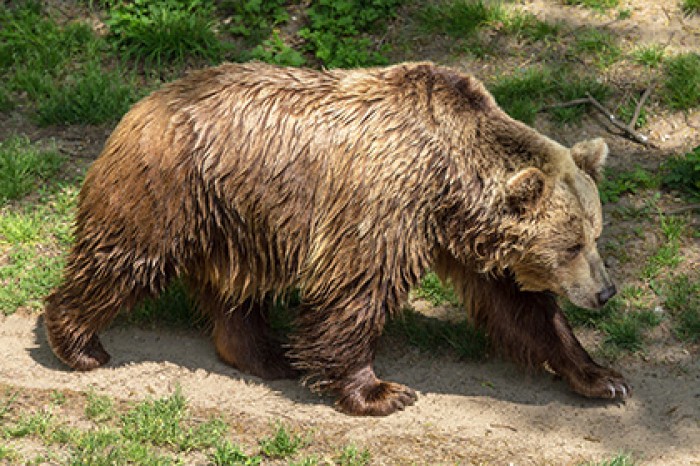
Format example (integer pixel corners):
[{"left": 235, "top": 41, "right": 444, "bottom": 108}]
[{"left": 503, "top": 138, "right": 616, "bottom": 310}]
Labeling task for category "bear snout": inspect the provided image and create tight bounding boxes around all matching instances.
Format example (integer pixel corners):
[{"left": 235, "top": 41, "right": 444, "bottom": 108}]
[{"left": 596, "top": 284, "right": 617, "bottom": 307}]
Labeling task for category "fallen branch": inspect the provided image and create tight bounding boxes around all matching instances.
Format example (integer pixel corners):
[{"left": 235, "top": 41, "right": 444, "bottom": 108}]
[
  {"left": 542, "top": 94, "right": 654, "bottom": 147},
  {"left": 628, "top": 83, "right": 655, "bottom": 132}
]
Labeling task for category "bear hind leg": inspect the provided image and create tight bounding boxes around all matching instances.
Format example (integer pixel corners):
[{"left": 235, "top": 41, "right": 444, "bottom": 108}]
[
  {"left": 45, "top": 249, "right": 174, "bottom": 371},
  {"left": 205, "top": 294, "right": 297, "bottom": 380}
]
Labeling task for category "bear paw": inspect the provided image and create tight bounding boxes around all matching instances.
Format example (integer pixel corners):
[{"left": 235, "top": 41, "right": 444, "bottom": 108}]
[
  {"left": 335, "top": 367, "right": 418, "bottom": 416},
  {"left": 50, "top": 332, "right": 111, "bottom": 371},
  {"left": 566, "top": 364, "right": 631, "bottom": 400}
]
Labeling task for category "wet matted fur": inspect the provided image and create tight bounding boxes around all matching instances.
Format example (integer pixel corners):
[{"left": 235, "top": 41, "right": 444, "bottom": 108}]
[{"left": 45, "top": 62, "right": 629, "bottom": 416}]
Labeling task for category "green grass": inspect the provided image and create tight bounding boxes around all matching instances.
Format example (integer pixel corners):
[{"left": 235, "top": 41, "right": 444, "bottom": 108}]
[
  {"left": 388, "top": 308, "right": 489, "bottom": 360},
  {"left": 210, "top": 440, "right": 262, "bottom": 465},
  {"left": 663, "top": 53, "right": 700, "bottom": 110},
  {"left": 632, "top": 44, "right": 665, "bottom": 67},
  {"left": 599, "top": 166, "right": 659, "bottom": 203},
  {"left": 223, "top": 0, "right": 288, "bottom": 46},
  {"left": 414, "top": 271, "right": 460, "bottom": 306},
  {"left": 574, "top": 28, "right": 622, "bottom": 68},
  {"left": 642, "top": 214, "right": 685, "bottom": 280},
  {"left": 258, "top": 423, "right": 307, "bottom": 459},
  {"left": 0, "top": 176, "right": 80, "bottom": 315},
  {"left": 0, "top": 136, "right": 65, "bottom": 205},
  {"left": 682, "top": 0, "right": 700, "bottom": 15},
  {"left": 1, "top": 388, "right": 372, "bottom": 465},
  {"left": 36, "top": 61, "right": 138, "bottom": 126},
  {"left": 299, "top": 0, "right": 403, "bottom": 68},
  {"left": 418, "top": 0, "right": 503, "bottom": 37},
  {"left": 601, "top": 309, "right": 662, "bottom": 352},
  {"left": 106, "top": 0, "right": 223, "bottom": 68},
  {"left": 490, "top": 66, "right": 610, "bottom": 124},
  {"left": 562, "top": 0, "right": 619, "bottom": 11},
  {"left": 85, "top": 391, "right": 115, "bottom": 422},
  {"left": 663, "top": 274, "right": 700, "bottom": 343},
  {"left": 584, "top": 453, "right": 635, "bottom": 466},
  {"left": 662, "top": 146, "right": 700, "bottom": 201},
  {"left": 248, "top": 30, "right": 307, "bottom": 67}
]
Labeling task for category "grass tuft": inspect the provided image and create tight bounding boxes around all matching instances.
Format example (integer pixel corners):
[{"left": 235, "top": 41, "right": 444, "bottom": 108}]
[
  {"left": 632, "top": 44, "right": 665, "bottom": 67},
  {"left": 106, "top": 0, "right": 223, "bottom": 67},
  {"left": 388, "top": 308, "right": 489, "bottom": 360},
  {"left": 259, "top": 423, "right": 307, "bottom": 459},
  {"left": 562, "top": 0, "right": 619, "bottom": 11},
  {"left": 574, "top": 28, "right": 621, "bottom": 68},
  {"left": 0, "top": 136, "right": 64, "bottom": 205},
  {"left": 662, "top": 53, "right": 700, "bottom": 110},
  {"left": 682, "top": 0, "right": 700, "bottom": 15},
  {"left": 211, "top": 440, "right": 262, "bottom": 465},
  {"left": 36, "top": 62, "right": 138, "bottom": 126},
  {"left": 599, "top": 166, "right": 659, "bottom": 203},
  {"left": 662, "top": 146, "right": 700, "bottom": 201},
  {"left": 418, "top": 0, "right": 502, "bottom": 37}
]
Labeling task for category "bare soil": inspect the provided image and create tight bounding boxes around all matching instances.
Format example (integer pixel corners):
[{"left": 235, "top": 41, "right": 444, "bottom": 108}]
[
  {"left": 1, "top": 311, "right": 699, "bottom": 464},
  {"left": 1, "top": 0, "right": 699, "bottom": 464}
]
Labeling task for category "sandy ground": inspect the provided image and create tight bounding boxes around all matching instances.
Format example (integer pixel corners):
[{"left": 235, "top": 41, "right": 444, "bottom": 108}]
[{"left": 1, "top": 312, "right": 698, "bottom": 465}]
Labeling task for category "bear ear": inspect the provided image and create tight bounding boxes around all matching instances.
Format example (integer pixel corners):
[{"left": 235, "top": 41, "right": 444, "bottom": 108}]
[
  {"left": 571, "top": 138, "right": 608, "bottom": 182},
  {"left": 506, "top": 167, "right": 548, "bottom": 213}
]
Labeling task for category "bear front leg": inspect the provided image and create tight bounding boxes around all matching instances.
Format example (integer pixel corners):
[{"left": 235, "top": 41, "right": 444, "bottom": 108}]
[
  {"left": 289, "top": 296, "right": 417, "bottom": 416},
  {"left": 462, "top": 273, "right": 631, "bottom": 399}
]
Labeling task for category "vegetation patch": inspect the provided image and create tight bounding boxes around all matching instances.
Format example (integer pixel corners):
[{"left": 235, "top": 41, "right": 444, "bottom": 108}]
[
  {"left": 0, "top": 136, "right": 64, "bottom": 205},
  {"left": 490, "top": 66, "right": 610, "bottom": 124},
  {"left": 106, "top": 0, "right": 223, "bottom": 68},
  {"left": 299, "top": 0, "right": 403, "bottom": 68},
  {"left": 562, "top": 0, "right": 620, "bottom": 12},
  {"left": 662, "top": 146, "right": 700, "bottom": 201},
  {"left": 599, "top": 166, "right": 659, "bottom": 203},
  {"left": 662, "top": 53, "right": 700, "bottom": 110}
]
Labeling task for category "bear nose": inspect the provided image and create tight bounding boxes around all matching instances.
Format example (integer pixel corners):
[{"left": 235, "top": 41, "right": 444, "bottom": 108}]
[{"left": 596, "top": 285, "right": 617, "bottom": 307}]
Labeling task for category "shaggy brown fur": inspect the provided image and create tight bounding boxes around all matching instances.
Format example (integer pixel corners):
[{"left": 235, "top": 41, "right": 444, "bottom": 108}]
[{"left": 45, "top": 62, "right": 629, "bottom": 416}]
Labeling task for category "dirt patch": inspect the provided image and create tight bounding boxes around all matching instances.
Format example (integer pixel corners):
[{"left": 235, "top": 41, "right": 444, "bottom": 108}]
[{"left": 1, "top": 312, "right": 698, "bottom": 464}]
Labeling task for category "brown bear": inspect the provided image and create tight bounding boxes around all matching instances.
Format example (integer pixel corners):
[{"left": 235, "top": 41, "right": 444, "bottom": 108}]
[{"left": 44, "top": 61, "right": 629, "bottom": 416}]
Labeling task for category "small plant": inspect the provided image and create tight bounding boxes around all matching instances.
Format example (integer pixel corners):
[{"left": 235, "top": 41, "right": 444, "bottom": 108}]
[
  {"left": 299, "top": 0, "right": 402, "bottom": 68},
  {"left": 336, "top": 445, "right": 372, "bottom": 466},
  {"left": 585, "top": 453, "right": 635, "bottom": 466},
  {"left": 249, "top": 31, "right": 306, "bottom": 67},
  {"left": 106, "top": 0, "right": 222, "bottom": 67},
  {"left": 602, "top": 310, "right": 661, "bottom": 352},
  {"left": 632, "top": 44, "right": 665, "bottom": 67},
  {"left": 7, "top": 409, "right": 54, "bottom": 438},
  {"left": 662, "top": 146, "right": 700, "bottom": 200},
  {"left": 562, "top": 299, "right": 615, "bottom": 328},
  {"left": 599, "top": 166, "right": 659, "bottom": 203},
  {"left": 259, "top": 423, "right": 306, "bottom": 459},
  {"left": 85, "top": 390, "right": 115, "bottom": 421},
  {"left": 663, "top": 274, "right": 700, "bottom": 343},
  {"left": 682, "top": 0, "right": 700, "bottom": 15},
  {"left": 120, "top": 390, "right": 188, "bottom": 445},
  {"left": 388, "top": 308, "right": 489, "bottom": 360},
  {"left": 574, "top": 29, "right": 621, "bottom": 68},
  {"left": 642, "top": 214, "right": 685, "bottom": 280},
  {"left": 617, "top": 95, "right": 648, "bottom": 129},
  {"left": 663, "top": 53, "right": 700, "bottom": 110},
  {"left": 562, "top": 0, "right": 619, "bottom": 11},
  {"left": 418, "top": 0, "right": 503, "bottom": 37},
  {"left": 490, "top": 66, "right": 609, "bottom": 124},
  {"left": 414, "top": 272, "right": 460, "bottom": 306},
  {"left": 36, "top": 62, "right": 137, "bottom": 126},
  {"left": 501, "top": 12, "right": 560, "bottom": 41},
  {"left": 211, "top": 440, "right": 262, "bottom": 465},
  {"left": 0, "top": 136, "right": 64, "bottom": 204},
  {"left": 223, "top": 0, "right": 288, "bottom": 45}
]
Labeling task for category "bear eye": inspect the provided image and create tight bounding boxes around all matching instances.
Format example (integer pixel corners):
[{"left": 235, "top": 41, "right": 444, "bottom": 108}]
[{"left": 566, "top": 244, "right": 583, "bottom": 258}]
